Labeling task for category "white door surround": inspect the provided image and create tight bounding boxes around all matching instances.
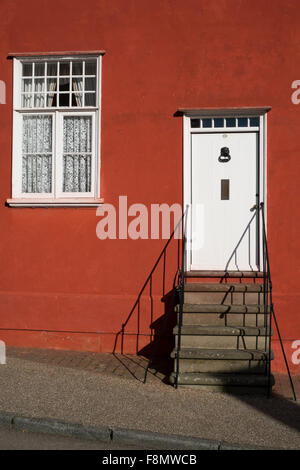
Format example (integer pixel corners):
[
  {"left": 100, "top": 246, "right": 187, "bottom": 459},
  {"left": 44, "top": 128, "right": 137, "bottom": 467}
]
[{"left": 182, "top": 108, "right": 270, "bottom": 272}]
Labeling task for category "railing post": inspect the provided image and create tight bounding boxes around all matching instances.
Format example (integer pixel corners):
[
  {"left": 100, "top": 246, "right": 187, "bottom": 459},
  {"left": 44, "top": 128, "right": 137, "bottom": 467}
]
[
  {"left": 260, "top": 203, "right": 271, "bottom": 392},
  {"left": 175, "top": 206, "right": 188, "bottom": 389}
]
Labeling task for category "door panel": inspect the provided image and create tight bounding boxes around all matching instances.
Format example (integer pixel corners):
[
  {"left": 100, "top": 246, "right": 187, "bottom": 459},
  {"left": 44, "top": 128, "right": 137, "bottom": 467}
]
[{"left": 191, "top": 132, "right": 258, "bottom": 271}]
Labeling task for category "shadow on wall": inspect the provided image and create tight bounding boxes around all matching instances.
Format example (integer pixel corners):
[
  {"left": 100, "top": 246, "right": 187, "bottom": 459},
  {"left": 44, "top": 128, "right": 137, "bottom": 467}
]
[
  {"left": 112, "top": 213, "right": 184, "bottom": 364},
  {"left": 137, "top": 288, "right": 178, "bottom": 379},
  {"left": 112, "top": 287, "right": 178, "bottom": 383}
]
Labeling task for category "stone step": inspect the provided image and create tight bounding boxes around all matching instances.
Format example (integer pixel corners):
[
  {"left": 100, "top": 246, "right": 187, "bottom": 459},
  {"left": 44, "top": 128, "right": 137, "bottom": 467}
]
[
  {"left": 171, "top": 349, "right": 272, "bottom": 374},
  {"left": 171, "top": 348, "right": 272, "bottom": 360},
  {"left": 180, "top": 312, "right": 266, "bottom": 327},
  {"left": 174, "top": 325, "right": 271, "bottom": 336},
  {"left": 175, "top": 304, "right": 270, "bottom": 313},
  {"left": 184, "top": 283, "right": 265, "bottom": 292},
  {"left": 176, "top": 335, "right": 270, "bottom": 349},
  {"left": 174, "top": 326, "right": 272, "bottom": 349},
  {"left": 169, "top": 372, "right": 274, "bottom": 393},
  {"left": 183, "top": 283, "right": 266, "bottom": 305},
  {"left": 175, "top": 359, "right": 267, "bottom": 374},
  {"left": 185, "top": 271, "right": 264, "bottom": 278},
  {"left": 184, "top": 292, "right": 264, "bottom": 305}
]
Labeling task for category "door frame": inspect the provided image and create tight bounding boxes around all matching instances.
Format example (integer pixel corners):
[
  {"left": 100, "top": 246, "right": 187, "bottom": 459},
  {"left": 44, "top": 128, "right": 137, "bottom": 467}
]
[{"left": 181, "top": 107, "right": 271, "bottom": 272}]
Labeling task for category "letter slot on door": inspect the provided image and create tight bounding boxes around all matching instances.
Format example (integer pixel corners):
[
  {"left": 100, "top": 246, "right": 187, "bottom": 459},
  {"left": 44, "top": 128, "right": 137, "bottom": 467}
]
[{"left": 221, "top": 179, "right": 230, "bottom": 200}]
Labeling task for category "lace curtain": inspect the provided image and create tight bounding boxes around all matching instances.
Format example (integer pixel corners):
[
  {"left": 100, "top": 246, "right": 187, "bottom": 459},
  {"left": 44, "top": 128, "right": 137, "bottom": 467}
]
[
  {"left": 21, "top": 114, "right": 92, "bottom": 194},
  {"left": 22, "top": 115, "right": 52, "bottom": 193},
  {"left": 63, "top": 116, "right": 92, "bottom": 192},
  {"left": 72, "top": 78, "right": 83, "bottom": 106}
]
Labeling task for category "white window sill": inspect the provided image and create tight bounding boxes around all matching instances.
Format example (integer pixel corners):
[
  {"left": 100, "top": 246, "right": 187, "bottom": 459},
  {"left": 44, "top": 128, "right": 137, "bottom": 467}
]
[{"left": 6, "top": 198, "right": 104, "bottom": 207}]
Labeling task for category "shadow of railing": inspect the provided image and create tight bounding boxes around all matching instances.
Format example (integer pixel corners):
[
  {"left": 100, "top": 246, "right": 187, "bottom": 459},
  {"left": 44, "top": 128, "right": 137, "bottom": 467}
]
[
  {"left": 112, "top": 211, "right": 187, "bottom": 382},
  {"left": 139, "top": 288, "right": 178, "bottom": 381},
  {"left": 225, "top": 210, "right": 258, "bottom": 272}
]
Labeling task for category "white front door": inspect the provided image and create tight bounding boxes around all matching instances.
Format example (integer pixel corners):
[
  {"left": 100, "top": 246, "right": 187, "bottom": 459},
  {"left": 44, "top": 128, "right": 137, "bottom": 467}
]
[{"left": 190, "top": 131, "right": 259, "bottom": 271}]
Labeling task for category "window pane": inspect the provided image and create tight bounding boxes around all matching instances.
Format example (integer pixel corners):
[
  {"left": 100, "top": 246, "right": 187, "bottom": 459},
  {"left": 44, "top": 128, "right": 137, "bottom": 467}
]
[
  {"left": 63, "top": 116, "right": 92, "bottom": 153},
  {"left": 72, "top": 61, "right": 83, "bottom": 75},
  {"left": 34, "top": 63, "right": 45, "bottom": 76},
  {"left": 22, "top": 155, "right": 52, "bottom": 193},
  {"left": 85, "top": 60, "right": 96, "bottom": 75},
  {"left": 47, "top": 63, "right": 57, "bottom": 76},
  {"left": 63, "top": 155, "right": 91, "bottom": 192},
  {"left": 72, "top": 78, "right": 83, "bottom": 92},
  {"left": 59, "top": 62, "right": 70, "bottom": 75},
  {"left": 214, "top": 118, "right": 224, "bottom": 128},
  {"left": 58, "top": 93, "right": 70, "bottom": 107},
  {"left": 22, "top": 115, "right": 52, "bottom": 193},
  {"left": 202, "top": 118, "right": 212, "bottom": 128},
  {"left": 34, "top": 94, "right": 45, "bottom": 107},
  {"left": 85, "top": 77, "right": 96, "bottom": 91},
  {"left": 238, "top": 117, "right": 248, "bottom": 127},
  {"left": 84, "top": 93, "right": 96, "bottom": 106},
  {"left": 47, "top": 78, "right": 57, "bottom": 91},
  {"left": 22, "top": 63, "right": 32, "bottom": 77},
  {"left": 63, "top": 116, "right": 92, "bottom": 192},
  {"left": 22, "top": 79, "right": 32, "bottom": 92},
  {"left": 190, "top": 119, "right": 200, "bottom": 128},
  {"left": 72, "top": 93, "right": 83, "bottom": 106},
  {"left": 250, "top": 117, "right": 259, "bottom": 126},
  {"left": 22, "top": 94, "right": 32, "bottom": 108},
  {"left": 226, "top": 118, "right": 236, "bottom": 127},
  {"left": 23, "top": 115, "right": 52, "bottom": 153},
  {"left": 47, "top": 93, "right": 57, "bottom": 107},
  {"left": 34, "top": 78, "right": 45, "bottom": 92},
  {"left": 59, "top": 77, "right": 70, "bottom": 91}
]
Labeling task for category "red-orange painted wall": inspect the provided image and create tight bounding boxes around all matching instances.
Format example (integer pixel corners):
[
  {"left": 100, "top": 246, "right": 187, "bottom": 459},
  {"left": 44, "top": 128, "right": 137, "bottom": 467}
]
[{"left": 0, "top": 0, "right": 300, "bottom": 374}]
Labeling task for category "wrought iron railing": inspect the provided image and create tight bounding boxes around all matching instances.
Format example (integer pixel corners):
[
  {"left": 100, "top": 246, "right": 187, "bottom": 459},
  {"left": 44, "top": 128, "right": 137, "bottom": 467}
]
[
  {"left": 173, "top": 206, "right": 189, "bottom": 389},
  {"left": 259, "top": 202, "right": 297, "bottom": 400}
]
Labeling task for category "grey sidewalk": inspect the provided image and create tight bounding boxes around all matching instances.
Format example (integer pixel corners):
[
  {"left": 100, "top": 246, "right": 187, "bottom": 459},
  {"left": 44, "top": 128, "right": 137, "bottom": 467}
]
[{"left": 0, "top": 347, "right": 299, "bottom": 449}]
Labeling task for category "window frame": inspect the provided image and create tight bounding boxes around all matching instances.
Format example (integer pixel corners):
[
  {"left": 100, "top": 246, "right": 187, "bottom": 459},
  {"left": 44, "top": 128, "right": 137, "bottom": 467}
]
[{"left": 10, "top": 53, "right": 103, "bottom": 206}]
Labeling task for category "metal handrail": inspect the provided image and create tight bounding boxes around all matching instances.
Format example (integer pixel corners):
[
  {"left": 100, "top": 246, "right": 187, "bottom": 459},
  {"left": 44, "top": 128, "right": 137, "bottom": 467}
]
[
  {"left": 259, "top": 202, "right": 297, "bottom": 400},
  {"left": 174, "top": 206, "right": 188, "bottom": 389}
]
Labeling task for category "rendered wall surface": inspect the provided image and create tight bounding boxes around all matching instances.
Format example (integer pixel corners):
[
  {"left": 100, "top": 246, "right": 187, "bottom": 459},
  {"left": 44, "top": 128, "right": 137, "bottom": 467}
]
[{"left": 0, "top": 0, "right": 299, "bottom": 373}]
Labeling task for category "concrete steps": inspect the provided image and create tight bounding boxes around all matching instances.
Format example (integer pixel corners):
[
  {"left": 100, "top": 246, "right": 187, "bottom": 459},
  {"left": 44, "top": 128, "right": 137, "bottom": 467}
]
[
  {"left": 171, "top": 276, "right": 273, "bottom": 394},
  {"left": 184, "top": 283, "right": 265, "bottom": 305},
  {"left": 169, "top": 372, "right": 274, "bottom": 394},
  {"left": 176, "top": 303, "right": 269, "bottom": 328},
  {"left": 174, "top": 325, "right": 271, "bottom": 349},
  {"left": 175, "top": 304, "right": 270, "bottom": 313},
  {"left": 184, "top": 283, "right": 265, "bottom": 292},
  {"left": 171, "top": 348, "right": 272, "bottom": 374},
  {"left": 180, "top": 313, "right": 266, "bottom": 327},
  {"left": 185, "top": 271, "right": 264, "bottom": 278}
]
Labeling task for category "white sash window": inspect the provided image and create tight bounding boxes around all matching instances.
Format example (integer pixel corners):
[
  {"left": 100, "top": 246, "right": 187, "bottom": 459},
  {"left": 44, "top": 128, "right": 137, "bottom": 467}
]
[{"left": 10, "top": 54, "right": 102, "bottom": 206}]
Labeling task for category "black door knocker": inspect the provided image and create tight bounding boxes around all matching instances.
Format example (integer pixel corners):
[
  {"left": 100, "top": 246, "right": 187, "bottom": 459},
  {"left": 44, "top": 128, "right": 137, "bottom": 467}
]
[{"left": 218, "top": 147, "right": 231, "bottom": 163}]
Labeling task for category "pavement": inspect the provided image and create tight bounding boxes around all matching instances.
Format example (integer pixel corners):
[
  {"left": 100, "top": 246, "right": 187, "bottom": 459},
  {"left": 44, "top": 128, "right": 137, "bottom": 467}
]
[{"left": 0, "top": 347, "right": 299, "bottom": 450}]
